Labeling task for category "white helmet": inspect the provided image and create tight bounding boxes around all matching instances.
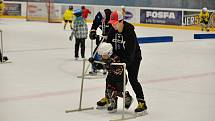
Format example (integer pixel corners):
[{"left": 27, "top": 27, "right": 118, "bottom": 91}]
[
  {"left": 202, "top": 7, "right": 207, "bottom": 12},
  {"left": 97, "top": 42, "right": 113, "bottom": 56}
]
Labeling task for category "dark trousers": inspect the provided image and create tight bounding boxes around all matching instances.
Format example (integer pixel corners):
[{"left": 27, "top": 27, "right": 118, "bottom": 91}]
[
  {"left": 127, "top": 60, "right": 144, "bottom": 100},
  {"left": 75, "top": 38, "right": 85, "bottom": 58},
  {"left": 104, "top": 61, "right": 144, "bottom": 100}
]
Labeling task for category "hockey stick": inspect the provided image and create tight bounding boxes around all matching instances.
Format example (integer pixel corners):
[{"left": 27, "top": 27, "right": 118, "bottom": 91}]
[{"left": 77, "top": 35, "right": 106, "bottom": 78}]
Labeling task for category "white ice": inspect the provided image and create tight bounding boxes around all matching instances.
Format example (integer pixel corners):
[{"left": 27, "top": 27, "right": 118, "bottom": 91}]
[{"left": 0, "top": 18, "right": 215, "bottom": 121}]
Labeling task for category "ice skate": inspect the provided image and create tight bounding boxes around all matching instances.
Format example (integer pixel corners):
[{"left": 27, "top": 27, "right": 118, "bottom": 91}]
[
  {"left": 125, "top": 91, "right": 133, "bottom": 109},
  {"left": 0, "top": 56, "right": 9, "bottom": 63},
  {"left": 107, "top": 97, "right": 117, "bottom": 113},
  {"left": 89, "top": 69, "right": 97, "bottom": 75},
  {"left": 96, "top": 97, "right": 110, "bottom": 109},
  {"left": 102, "top": 69, "right": 107, "bottom": 75},
  {"left": 135, "top": 99, "right": 148, "bottom": 116}
]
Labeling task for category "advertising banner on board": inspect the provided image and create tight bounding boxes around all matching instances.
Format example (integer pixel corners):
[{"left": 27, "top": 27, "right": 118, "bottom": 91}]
[
  {"left": 140, "top": 9, "right": 182, "bottom": 25},
  {"left": 3, "top": 3, "right": 21, "bottom": 16},
  {"left": 183, "top": 11, "right": 200, "bottom": 26}
]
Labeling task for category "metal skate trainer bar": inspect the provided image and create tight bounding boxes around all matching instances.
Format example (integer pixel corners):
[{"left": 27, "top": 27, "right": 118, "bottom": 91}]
[
  {"left": 65, "top": 59, "right": 136, "bottom": 121},
  {"left": 65, "top": 59, "right": 94, "bottom": 113},
  {"left": 0, "top": 30, "right": 4, "bottom": 63},
  {"left": 94, "top": 61, "right": 136, "bottom": 121}
]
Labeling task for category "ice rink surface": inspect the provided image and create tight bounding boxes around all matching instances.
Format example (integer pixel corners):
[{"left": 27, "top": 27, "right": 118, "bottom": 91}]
[{"left": 0, "top": 18, "right": 215, "bottom": 121}]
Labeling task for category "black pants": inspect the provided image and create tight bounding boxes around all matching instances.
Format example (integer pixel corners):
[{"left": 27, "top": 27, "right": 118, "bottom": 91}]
[
  {"left": 75, "top": 38, "right": 85, "bottom": 58},
  {"left": 127, "top": 60, "right": 144, "bottom": 100},
  {"left": 200, "top": 19, "right": 208, "bottom": 25},
  {"left": 104, "top": 61, "right": 145, "bottom": 100}
]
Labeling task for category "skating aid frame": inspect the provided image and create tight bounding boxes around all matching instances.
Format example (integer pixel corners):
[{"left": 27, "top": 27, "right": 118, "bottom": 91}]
[
  {"left": 65, "top": 59, "right": 94, "bottom": 113},
  {"left": 66, "top": 60, "right": 136, "bottom": 121},
  {"left": 0, "top": 30, "right": 4, "bottom": 63}
]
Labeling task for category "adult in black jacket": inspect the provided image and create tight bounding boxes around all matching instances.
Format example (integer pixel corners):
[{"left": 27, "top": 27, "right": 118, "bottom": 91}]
[
  {"left": 107, "top": 10, "right": 147, "bottom": 113},
  {"left": 88, "top": 9, "right": 112, "bottom": 74},
  {"left": 89, "top": 9, "right": 112, "bottom": 44}
]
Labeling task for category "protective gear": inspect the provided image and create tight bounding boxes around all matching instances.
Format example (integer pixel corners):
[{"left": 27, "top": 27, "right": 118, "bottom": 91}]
[
  {"left": 121, "top": 5, "right": 125, "bottom": 9},
  {"left": 0, "top": 56, "right": 8, "bottom": 62},
  {"left": 88, "top": 57, "right": 95, "bottom": 63},
  {"left": 96, "top": 97, "right": 110, "bottom": 109},
  {"left": 89, "top": 30, "right": 97, "bottom": 40},
  {"left": 104, "top": 58, "right": 113, "bottom": 70},
  {"left": 69, "top": 6, "right": 73, "bottom": 10},
  {"left": 104, "top": 9, "right": 112, "bottom": 23},
  {"left": 125, "top": 91, "right": 133, "bottom": 109},
  {"left": 94, "top": 9, "right": 112, "bottom": 24},
  {"left": 97, "top": 42, "right": 113, "bottom": 56},
  {"left": 202, "top": 7, "right": 207, "bottom": 12},
  {"left": 135, "top": 99, "right": 147, "bottom": 113},
  {"left": 107, "top": 97, "right": 118, "bottom": 113},
  {"left": 73, "top": 9, "right": 82, "bottom": 17}
]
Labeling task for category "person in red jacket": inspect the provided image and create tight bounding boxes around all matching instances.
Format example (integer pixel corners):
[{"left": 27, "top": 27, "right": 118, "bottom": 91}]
[{"left": 81, "top": 6, "right": 91, "bottom": 20}]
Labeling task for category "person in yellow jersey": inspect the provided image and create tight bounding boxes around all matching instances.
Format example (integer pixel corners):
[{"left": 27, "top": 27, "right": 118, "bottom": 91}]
[
  {"left": 63, "top": 6, "right": 73, "bottom": 30},
  {"left": 0, "top": 0, "right": 5, "bottom": 16},
  {"left": 199, "top": 7, "right": 210, "bottom": 32}
]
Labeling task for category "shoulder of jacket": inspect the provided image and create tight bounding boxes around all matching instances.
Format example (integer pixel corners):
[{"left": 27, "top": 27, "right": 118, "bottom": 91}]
[{"left": 124, "top": 21, "right": 135, "bottom": 30}]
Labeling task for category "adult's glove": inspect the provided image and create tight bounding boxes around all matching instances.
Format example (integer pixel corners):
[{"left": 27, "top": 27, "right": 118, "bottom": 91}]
[
  {"left": 89, "top": 30, "right": 97, "bottom": 40},
  {"left": 88, "top": 57, "right": 95, "bottom": 63}
]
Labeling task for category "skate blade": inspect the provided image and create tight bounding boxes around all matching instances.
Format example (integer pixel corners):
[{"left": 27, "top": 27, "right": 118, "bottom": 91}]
[
  {"left": 108, "top": 109, "right": 117, "bottom": 113},
  {"left": 125, "top": 98, "right": 134, "bottom": 109},
  {"left": 77, "top": 74, "right": 106, "bottom": 79},
  {"left": 96, "top": 105, "right": 107, "bottom": 110},
  {"left": 135, "top": 110, "right": 148, "bottom": 117},
  {"left": 1, "top": 61, "right": 12, "bottom": 64}
]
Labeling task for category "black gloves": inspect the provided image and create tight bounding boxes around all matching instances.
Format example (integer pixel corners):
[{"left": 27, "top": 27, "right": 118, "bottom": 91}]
[
  {"left": 89, "top": 30, "right": 97, "bottom": 40},
  {"left": 104, "top": 58, "right": 112, "bottom": 69},
  {"left": 88, "top": 57, "right": 95, "bottom": 63}
]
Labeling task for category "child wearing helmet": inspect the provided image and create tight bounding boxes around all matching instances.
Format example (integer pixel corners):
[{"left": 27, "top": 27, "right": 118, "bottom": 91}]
[
  {"left": 72, "top": 9, "right": 88, "bottom": 59},
  {"left": 63, "top": 6, "right": 73, "bottom": 30},
  {"left": 0, "top": 0, "right": 5, "bottom": 16},
  {"left": 88, "top": 9, "right": 112, "bottom": 75},
  {"left": 94, "top": 42, "right": 133, "bottom": 113},
  {"left": 199, "top": 7, "right": 210, "bottom": 31}
]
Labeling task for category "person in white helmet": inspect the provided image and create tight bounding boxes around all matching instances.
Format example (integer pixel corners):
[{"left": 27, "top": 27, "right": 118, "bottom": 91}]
[
  {"left": 92, "top": 42, "right": 133, "bottom": 113},
  {"left": 199, "top": 7, "right": 210, "bottom": 31}
]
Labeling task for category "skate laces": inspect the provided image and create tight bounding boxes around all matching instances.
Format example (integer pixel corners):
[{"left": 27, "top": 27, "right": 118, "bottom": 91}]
[
  {"left": 100, "top": 97, "right": 109, "bottom": 103},
  {"left": 109, "top": 99, "right": 116, "bottom": 107},
  {"left": 137, "top": 102, "right": 145, "bottom": 109},
  {"left": 125, "top": 92, "right": 132, "bottom": 103}
]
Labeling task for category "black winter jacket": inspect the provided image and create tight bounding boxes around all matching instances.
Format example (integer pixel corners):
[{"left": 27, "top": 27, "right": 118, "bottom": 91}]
[{"left": 106, "top": 21, "right": 142, "bottom": 67}]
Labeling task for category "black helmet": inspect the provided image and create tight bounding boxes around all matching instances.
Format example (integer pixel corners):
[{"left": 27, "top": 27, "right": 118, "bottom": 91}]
[
  {"left": 104, "top": 9, "right": 112, "bottom": 22},
  {"left": 95, "top": 9, "right": 112, "bottom": 23},
  {"left": 69, "top": 6, "right": 73, "bottom": 10}
]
